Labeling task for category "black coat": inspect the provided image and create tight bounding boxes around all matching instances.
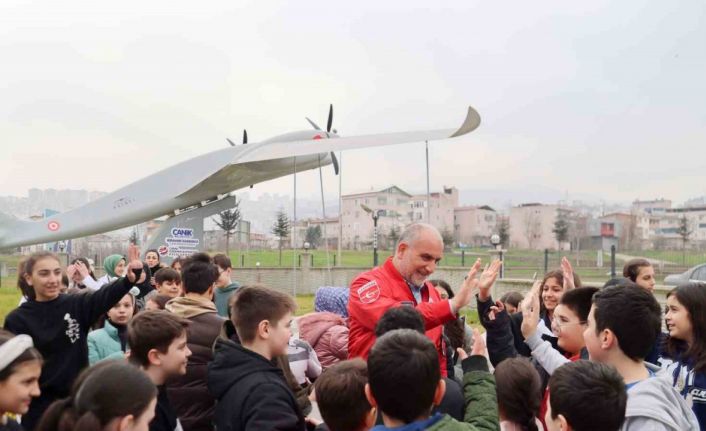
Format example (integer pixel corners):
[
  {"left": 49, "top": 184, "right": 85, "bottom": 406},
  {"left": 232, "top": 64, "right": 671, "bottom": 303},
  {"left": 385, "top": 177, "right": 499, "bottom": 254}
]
[
  {"left": 4, "top": 277, "right": 134, "bottom": 430},
  {"left": 207, "top": 339, "right": 305, "bottom": 431}
]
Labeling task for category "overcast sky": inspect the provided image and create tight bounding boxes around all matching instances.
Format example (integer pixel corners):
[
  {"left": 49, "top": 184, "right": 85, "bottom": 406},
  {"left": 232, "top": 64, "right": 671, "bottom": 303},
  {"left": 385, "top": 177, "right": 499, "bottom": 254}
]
[{"left": 2, "top": 0, "right": 705, "bottom": 207}]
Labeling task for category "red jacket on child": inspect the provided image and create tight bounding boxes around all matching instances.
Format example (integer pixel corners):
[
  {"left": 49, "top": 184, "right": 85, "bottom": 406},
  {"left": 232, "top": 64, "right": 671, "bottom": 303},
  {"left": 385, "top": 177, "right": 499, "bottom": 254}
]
[{"left": 347, "top": 257, "right": 455, "bottom": 376}]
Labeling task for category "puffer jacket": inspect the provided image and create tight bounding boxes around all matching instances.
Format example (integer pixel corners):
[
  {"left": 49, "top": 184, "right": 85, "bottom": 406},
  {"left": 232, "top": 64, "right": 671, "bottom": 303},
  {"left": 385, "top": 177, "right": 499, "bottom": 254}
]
[{"left": 297, "top": 312, "right": 349, "bottom": 369}]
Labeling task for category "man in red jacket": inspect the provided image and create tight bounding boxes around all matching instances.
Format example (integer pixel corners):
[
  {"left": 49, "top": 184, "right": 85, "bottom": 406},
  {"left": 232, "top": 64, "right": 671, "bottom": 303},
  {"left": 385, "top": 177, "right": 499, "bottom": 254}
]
[{"left": 348, "top": 223, "right": 501, "bottom": 376}]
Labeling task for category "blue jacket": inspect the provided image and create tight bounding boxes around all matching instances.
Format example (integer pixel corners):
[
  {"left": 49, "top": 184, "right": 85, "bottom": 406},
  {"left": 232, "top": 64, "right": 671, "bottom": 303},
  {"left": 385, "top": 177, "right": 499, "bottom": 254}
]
[
  {"left": 87, "top": 320, "right": 127, "bottom": 365},
  {"left": 661, "top": 347, "right": 706, "bottom": 431}
]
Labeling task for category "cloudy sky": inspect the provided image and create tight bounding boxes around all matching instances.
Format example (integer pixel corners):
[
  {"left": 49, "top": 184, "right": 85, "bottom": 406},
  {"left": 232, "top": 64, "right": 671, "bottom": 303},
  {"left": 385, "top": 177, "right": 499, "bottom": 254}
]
[{"left": 2, "top": 0, "right": 705, "bottom": 208}]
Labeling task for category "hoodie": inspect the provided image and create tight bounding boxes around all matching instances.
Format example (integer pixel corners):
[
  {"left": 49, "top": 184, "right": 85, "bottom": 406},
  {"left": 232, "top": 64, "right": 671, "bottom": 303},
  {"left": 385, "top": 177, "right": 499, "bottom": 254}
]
[
  {"left": 166, "top": 295, "right": 225, "bottom": 431},
  {"left": 622, "top": 370, "right": 699, "bottom": 430},
  {"left": 213, "top": 282, "right": 240, "bottom": 317},
  {"left": 208, "top": 338, "right": 305, "bottom": 431}
]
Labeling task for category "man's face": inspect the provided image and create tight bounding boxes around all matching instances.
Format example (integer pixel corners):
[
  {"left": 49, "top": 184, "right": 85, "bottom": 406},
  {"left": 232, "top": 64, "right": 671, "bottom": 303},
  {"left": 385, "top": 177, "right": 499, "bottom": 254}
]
[
  {"left": 396, "top": 232, "right": 443, "bottom": 286},
  {"left": 160, "top": 332, "right": 191, "bottom": 377}
]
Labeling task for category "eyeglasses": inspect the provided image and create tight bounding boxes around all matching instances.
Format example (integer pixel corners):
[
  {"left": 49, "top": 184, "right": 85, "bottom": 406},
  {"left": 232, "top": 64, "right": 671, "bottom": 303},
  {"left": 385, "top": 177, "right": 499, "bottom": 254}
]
[{"left": 550, "top": 319, "right": 587, "bottom": 335}]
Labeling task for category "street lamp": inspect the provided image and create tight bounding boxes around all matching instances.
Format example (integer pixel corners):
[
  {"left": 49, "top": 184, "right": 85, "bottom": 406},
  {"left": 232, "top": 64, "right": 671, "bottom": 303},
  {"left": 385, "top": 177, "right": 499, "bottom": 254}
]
[
  {"left": 490, "top": 234, "right": 505, "bottom": 279},
  {"left": 361, "top": 204, "right": 381, "bottom": 267}
]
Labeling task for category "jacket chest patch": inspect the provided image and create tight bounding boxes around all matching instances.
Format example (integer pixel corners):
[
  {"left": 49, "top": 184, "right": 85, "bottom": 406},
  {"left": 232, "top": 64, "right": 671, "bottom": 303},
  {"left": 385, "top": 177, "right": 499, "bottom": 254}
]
[{"left": 357, "top": 281, "right": 380, "bottom": 304}]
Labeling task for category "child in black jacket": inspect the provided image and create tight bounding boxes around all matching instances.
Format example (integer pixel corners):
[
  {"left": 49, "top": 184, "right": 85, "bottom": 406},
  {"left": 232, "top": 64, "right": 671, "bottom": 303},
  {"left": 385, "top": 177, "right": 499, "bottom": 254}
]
[
  {"left": 208, "top": 285, "right": 304, "bottom": 431},
  {"left": 3, "top": 247, "right": 145, "bottom": 430}
]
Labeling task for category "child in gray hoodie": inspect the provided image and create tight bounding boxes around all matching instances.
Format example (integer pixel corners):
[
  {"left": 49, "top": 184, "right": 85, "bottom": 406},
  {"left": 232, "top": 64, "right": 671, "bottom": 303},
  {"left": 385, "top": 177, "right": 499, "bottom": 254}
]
[{"left": 583, "top": 285, "right": 698, "bottom": 430}]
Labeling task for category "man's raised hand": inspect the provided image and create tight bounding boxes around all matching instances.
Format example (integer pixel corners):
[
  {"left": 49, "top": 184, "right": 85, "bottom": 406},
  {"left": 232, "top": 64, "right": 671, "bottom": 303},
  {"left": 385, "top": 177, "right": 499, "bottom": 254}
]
[{"left": 451, "top": 258, "right": 482, "bottom": 313}]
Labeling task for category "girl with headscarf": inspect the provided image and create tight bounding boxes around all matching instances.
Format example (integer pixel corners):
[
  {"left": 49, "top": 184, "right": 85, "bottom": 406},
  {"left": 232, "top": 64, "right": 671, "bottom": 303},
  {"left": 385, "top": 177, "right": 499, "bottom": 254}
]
[{"left": 96, "top": 254, "right": 126, "bottom": 287}]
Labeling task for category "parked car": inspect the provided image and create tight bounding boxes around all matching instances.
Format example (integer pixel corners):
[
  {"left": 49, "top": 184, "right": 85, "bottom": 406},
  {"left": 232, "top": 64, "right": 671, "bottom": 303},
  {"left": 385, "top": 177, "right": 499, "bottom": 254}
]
[{"left": 664, "top": 263, "right": 706, "bottom": 286}]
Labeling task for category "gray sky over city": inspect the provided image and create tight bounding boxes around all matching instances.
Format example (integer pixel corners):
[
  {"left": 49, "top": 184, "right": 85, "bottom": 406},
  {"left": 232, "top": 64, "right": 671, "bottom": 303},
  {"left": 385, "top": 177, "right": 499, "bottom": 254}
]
[{"left": 2, "top": 0, "right": 705, "bottom": 207}]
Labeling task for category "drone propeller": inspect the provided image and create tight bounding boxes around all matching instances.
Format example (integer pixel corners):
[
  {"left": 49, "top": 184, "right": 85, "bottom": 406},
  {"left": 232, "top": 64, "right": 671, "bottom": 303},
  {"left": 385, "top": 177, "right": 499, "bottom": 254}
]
[
  {"left": 325, "top": 104, "right": 339, "bottom": 175},
  {"left": 305, "top": 104, "right": 339, "bottom": 175}
]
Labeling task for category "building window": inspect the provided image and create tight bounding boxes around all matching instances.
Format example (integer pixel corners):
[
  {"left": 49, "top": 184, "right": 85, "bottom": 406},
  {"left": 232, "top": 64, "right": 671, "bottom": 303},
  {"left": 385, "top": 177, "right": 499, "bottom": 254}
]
[{"left": 378, "top": 197, "right": 387, "bottom": 205}]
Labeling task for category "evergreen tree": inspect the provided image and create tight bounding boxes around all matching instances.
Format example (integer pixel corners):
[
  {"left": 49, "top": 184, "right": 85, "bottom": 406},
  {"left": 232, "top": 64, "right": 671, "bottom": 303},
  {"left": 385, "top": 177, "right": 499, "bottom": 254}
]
[
  {"left": 441, "top": 228, "right": 455, "bottom": 250},
  {"left": 497, "top": 218, "right": 510, "bottom": 247},
  {"left": 305, "top": 225, "right": 322, "bottom": 249},
  {"left": 553, "top": 210, "right": 570, "bottom": 247},
  {"left": 213, "top": 198, "right": 241, "bottom": 254},
  {"left": 272, "top": 210, "right": 290, "bottom": 265}
]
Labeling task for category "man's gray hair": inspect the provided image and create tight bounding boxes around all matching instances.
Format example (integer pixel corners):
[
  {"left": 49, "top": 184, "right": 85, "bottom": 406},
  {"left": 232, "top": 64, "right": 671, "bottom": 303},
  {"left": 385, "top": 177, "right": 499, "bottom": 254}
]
[{"left": 397, "top": 223, "right": 443, "bottom": 248}]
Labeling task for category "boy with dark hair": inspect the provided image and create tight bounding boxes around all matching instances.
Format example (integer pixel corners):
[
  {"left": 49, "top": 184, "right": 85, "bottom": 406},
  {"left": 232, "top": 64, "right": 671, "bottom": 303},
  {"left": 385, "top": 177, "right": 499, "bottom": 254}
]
[
  {"left": 366, "top": 329, "right": 498, "bottom": 430},
  {"left": 208, "top": 285, "right": 305, "bottom": 431},
  {"left": 213, "top": 253, "right": 241, "bottom": 317},
  {"left": 374, "top": 306, "right": 465, "bottom": 421},
  {"left": 314, "top": 358, "right": 376, "bottom": 431},
  {"left": 164, "top": 252, "right": 225, "bottom": 431},
  {"left": 545, "top": 360, "right": 627, "bottom": 431},
  {"left": 583, "top": 285, "right": 698, "bottom": 430},
  {"left": 154, "top": 267, "right": 182, "bottom": 298},
  {"left": 374, "top": 305, "right": 425, "bottom": 337},
  {"left": 128, "top": 310, "right": 191, "bottom": 431}
]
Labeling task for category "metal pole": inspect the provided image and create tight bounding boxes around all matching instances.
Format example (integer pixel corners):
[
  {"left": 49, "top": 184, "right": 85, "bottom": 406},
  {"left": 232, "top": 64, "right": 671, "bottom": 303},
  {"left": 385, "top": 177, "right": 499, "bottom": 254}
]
[
  {"left": 425, "top": 141, "right": 430, "bottom": 223},
  {"left": 610, "top": 245, "right": 616, "bottom": 278},
  {"left": 499, "top": 250, "right": 505, "bottom": 279},
  {"left": 544, "top": 249, "right": 549, "bottom": 273},
  {"left": 461, "top": 250, "right": 465, "bottom": 267},
  {"left": 337, "top": 151, "right": 343, "bottom": 266},
  {"left": 372, "top": 216, "right": 378, "bottom": 267},
  {"left": 317, "top": 155, "right": 332, "bottom": 285},
  {"left": 292, "top": 157, "right": 298, "bottom": 297}
]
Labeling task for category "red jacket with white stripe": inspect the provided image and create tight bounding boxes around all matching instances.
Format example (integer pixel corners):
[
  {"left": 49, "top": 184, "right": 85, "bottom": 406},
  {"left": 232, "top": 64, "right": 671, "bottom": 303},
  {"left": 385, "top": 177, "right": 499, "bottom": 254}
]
[{"left": 347, "top": 257, "right": 455, "bottom": 376}]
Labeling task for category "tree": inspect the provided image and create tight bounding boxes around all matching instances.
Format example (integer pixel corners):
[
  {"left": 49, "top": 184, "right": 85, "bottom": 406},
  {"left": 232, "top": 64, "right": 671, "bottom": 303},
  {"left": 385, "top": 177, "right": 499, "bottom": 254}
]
[
  {"left": 441, "top": 228, "right": 455, "bottom": 250},
  {"left": 213, "top": 199, "right": 241, "bottom": 255},
  {"left": 388, "top": 225, "right": 401, "bottom": 249},
  {"left": 496, "top": 217, "right": 510, "bottom": 247},
  {"left": 272, "top": 210, "right": 290, "bottom": 266},
  {"left": 522, "top": 210, "right": 542, "bottom": 249},
  {"left": 677, "top": 215, "right": 692, "bottom": 264},
  {"left": 305, "top": 225, "right": 322, "bottom": 249},
  {"left": 129, "top": 229, "right": 139, "bottom": 245},
  {"left": 553, "top": 210, "right": 570, "bottom": 248}
]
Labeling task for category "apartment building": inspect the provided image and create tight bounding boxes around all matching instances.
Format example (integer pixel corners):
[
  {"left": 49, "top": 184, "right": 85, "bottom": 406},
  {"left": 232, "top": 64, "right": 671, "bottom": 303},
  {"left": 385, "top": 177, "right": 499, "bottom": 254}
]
[{"left": 454, "top": 205, "right": 497, "bottom": 247}]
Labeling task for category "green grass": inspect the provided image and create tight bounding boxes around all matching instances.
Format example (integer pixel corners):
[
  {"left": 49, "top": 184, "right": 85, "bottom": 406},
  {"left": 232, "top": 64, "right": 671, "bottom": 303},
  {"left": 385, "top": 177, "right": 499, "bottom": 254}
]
[
  {"left": 227, "top": 249, "right": 383, "bottom": 268},
  {"left": 0, "top": 280, "right": 21, "bottom": 326}
]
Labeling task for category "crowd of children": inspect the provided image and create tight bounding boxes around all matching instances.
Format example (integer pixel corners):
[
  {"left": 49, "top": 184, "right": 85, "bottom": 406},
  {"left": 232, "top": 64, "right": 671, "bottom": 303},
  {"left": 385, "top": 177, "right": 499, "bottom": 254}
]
[{"left": 2, "top": 234, "right": 706, "bottom": 431}]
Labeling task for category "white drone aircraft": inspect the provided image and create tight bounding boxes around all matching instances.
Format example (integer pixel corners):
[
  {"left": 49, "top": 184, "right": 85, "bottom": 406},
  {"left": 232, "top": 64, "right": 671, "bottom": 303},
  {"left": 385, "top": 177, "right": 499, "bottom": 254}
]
[{"left": 0, "top": 106, "right": 480, "bottom": 250}]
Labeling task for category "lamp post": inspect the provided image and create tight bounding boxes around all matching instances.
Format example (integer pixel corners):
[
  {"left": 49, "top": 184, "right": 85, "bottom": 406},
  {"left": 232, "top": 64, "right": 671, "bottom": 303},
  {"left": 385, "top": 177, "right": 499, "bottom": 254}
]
[
  {"left": 490, "top": 234, "right": 505, "bottom": 279},
  {"left": 361, "top": 204, "right": 381, "bottom": 267}
]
